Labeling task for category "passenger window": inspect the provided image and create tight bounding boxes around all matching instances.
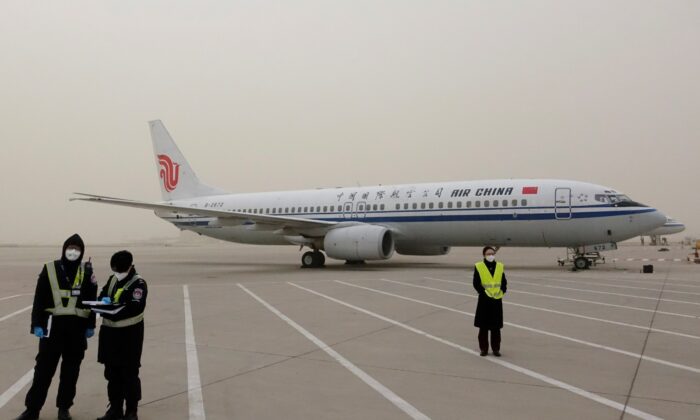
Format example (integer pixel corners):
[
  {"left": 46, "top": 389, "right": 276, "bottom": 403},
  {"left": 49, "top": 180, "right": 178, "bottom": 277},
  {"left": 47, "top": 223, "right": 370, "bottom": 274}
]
[
  {"left": 396, "top": 204, "right": 400, "bottom": 210},
  {"left": 265, "top": 208, "right": 269, "bottom": 213},
  {"left": 404, "top": 203, "right": 409, "bottom": 210},
  {"left": 285, "top": 207, "right": 289, "bottom": 213},
  {"left": 412, "top": 203, "right": 417, "bottom": 209},
  {"left": 359, "top": 204, "right": 364, "bottom": 211},
  {"left": 303, "top": 207, "right": 308, "bottom": 212},
  {"left": 493, "top": 200, "right": 498, "bottom": 207},
  {"left": 438, "top": 202, "right": 444, "bottom": 209},
  {"left": 512, "top": 199, "right": 518, "bottom": 206},
  {"left": 456, "top": 201, "right": 462, "bottom": 208},
  {"left": 475, "top": 201, "right": 481, "bottom": 208},
  {"left": 316, "top": 206, "right": 321, "bottom": 212},
  {"left": 521, "top": 199, "right": 527, "bottom": 206},
  {"left": 373, "top": 204, "right": 378, "bottom": 211},
  {"left": 484, "top": 201, "right": 490, "bottom": 208},
  {"left": 421, "top": 203, "right": 426, "bottom": 209},
  {"left": 346, "top": 205, "right": 351, "bottom": 211},
  {"left": 380, "top": 204, "right": 385, "bottom": 210},
  {"left": 428, "top": 202, "right": 434, "bottom": 209},
  {"left": 323, "top": 206, "right": 328, "bottom": 212},
  {"left": 502, "top": 200, "right": 508, "bottom": 207},
  {"left": 447, "top": 202, "right": 452, "bottom": 209},
  {"left": 466, "top": 201, "right": 472, "bottom": 208}
]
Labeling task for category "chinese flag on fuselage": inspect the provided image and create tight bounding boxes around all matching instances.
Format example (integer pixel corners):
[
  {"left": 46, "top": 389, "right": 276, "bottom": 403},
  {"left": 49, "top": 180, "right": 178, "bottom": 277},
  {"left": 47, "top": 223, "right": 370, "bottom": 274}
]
[{"left": 522, "top": 186, "right": 539, "bottom": 195}]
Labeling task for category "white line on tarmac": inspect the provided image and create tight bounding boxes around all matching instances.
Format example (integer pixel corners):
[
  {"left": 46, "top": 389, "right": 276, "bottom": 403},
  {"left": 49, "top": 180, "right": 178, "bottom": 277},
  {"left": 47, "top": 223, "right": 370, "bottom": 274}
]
[
  {"left": 538, "top": 274, "right": 700, "bottom": 290},
  {"left": 334, "top": 280, "right": 700, "bottom": 375},
  {"left": 0, "top": 306, "right": 32, "bottom": 323},
  {"left": 513, "top": 280, "right": 700, "bottom": 306},
  {"left": 288, "top": 282, "right": 661, "bottom": 420},
  {"left": 0, "top": 369, "right": 34, "bottom": 409},
  {"left": 420, "top": 277, "right": 699, "bottom": 319},
  {"left": 510, "top": 275, "right": 700, "bottom": 297},
  {"left": 183, "top": 285, "right": 206, "bottom": 420},
  {"left": 238, "top": 284, "right": 431, "bottom": 420},
  {"left": 0, "top": 294, "right": 29, "bottom": 302},
  {"left": 409, "top": 278, "right": 700, "bottom": 340}
]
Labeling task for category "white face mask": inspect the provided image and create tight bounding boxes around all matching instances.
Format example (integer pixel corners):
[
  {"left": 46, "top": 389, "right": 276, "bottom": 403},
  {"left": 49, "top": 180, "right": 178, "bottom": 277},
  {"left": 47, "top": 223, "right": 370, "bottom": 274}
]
[
  {"left": 113, "top": 271, "right": 129, "bottom": 281},
  {"left": 64, "top": 249, "right": 81, "bottom": 261},
  {"left": 485, "top": 255, "right": 496, "bottom": 262}
]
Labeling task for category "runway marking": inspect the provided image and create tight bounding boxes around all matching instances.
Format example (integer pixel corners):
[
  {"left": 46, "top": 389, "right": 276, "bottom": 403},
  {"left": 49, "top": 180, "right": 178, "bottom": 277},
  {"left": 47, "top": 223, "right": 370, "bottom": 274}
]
[
  {"left": 0, "top": 369, "right": 34, "bottom": 409},
  {"left": 183, "top": 285, "right": 206, "bottom": 420},
  {"left": 420, "top": 277, "right": 699, "bottom": 319},
  {"left": 334, "top": 280, "right": 700, "bottom": 375},
  {"left": 238, "top": 284, "right": 431, "bottom": 420},
  {"left": 409, "top": 278, "right": 700, "bottom": 340},
  {"left": 513, "top": 280, "right": 700, "bottom": 306},
  {"left": 510, "top": 275, "right": 700, "bottom": 297},
  {"left": 0, "top": 294, "right": 29, "bottom": 302},
  {"left": 537, "top": 274, "right": 700, "bottom": 290},
  {"left": 0, "top": 305, "right": 32, "bottom": 323},
  {"left": 288, "top": 282, "right": 662, "bottom": 420}
]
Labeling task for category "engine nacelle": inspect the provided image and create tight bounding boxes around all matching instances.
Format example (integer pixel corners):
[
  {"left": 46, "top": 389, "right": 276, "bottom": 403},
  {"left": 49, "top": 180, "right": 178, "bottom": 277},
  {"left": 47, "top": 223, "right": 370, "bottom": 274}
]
[
  {"left": 395, "top": 244, "right": 451, "bottom": 256},
  {"left": 323, "top": 225, "right": 395, "bottom": 261}
]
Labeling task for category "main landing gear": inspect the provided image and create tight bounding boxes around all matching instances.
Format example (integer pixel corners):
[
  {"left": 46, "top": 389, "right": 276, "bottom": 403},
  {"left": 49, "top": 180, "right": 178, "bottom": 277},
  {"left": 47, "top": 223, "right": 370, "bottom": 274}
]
[{"left": 301, "top": 250, "right": 326, "bottom": 268}]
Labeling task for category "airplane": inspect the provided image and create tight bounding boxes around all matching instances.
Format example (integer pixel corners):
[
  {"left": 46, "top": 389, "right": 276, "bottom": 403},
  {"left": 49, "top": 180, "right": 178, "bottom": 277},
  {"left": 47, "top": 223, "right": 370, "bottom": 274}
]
[{"left": 71, "top": 120, "right": 670, "bottom": 270}]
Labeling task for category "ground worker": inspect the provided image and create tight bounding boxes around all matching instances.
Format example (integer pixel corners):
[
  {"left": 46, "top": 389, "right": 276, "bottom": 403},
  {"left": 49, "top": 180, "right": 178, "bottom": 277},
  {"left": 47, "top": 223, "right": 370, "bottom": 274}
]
[
  {"left": 473, "top": 246, "right": 507, "bottom": 357},
  {"left": 15, "top": 234, "right": 97, "bottom": 420},
  {"left": 96, "top": 250, "right": 147, "bottom": 420}
]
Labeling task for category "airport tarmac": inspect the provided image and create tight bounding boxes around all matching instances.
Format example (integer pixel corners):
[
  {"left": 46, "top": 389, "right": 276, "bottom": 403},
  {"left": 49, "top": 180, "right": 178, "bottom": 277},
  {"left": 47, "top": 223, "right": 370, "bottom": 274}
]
[{"left": 1, "top": 242, "right": 698, "bottom": 420}]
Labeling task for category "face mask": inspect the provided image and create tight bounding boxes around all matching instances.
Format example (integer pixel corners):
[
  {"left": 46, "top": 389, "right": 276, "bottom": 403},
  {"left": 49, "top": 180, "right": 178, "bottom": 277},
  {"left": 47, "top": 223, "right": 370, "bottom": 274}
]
[
  {"left": 485, "top": 255, "right": 496, "bottom": 262},
  {"left": 64, "top": 249, "right": 81, "bottom": 261},
  {"left": 113, "top": 271, "right": 129, "bottom": 281}
]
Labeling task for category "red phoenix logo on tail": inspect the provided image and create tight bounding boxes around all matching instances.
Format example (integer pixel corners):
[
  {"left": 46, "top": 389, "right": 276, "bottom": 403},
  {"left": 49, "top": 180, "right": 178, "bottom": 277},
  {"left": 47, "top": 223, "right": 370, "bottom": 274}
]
[{"left": 158, "top": 154, "right": 180, "bottom": 192}]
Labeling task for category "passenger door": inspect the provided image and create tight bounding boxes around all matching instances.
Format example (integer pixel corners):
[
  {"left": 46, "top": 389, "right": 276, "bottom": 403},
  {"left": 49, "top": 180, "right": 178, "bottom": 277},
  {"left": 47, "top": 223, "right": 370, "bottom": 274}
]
[{"left": 555, "top": 188, "right": 572, "bottom": 220}]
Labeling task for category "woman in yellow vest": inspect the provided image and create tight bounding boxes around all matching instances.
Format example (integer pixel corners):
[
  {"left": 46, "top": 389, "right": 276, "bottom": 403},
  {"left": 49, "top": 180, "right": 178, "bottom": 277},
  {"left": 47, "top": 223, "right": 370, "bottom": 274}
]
[{"left": 473, "top": 246, "right": 507, "bottom": 357}]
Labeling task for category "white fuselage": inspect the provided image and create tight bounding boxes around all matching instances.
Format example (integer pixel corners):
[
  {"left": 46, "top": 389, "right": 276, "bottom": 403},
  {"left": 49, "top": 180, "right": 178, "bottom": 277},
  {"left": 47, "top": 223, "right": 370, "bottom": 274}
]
[{"left": 154, "top": 179, "right": 666, "bottom": 250}]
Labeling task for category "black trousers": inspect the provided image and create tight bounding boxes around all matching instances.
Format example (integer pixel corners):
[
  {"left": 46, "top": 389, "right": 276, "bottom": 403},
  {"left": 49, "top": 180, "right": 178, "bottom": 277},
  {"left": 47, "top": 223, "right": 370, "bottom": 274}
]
[
  {"left": 104, "top": 364, "right": 141, "bottom": 412},
  {"left": 478, "top": 328, "right": 501, "bottom": 353},
  {"left": 25, "top": 338, "right": 85, "bottom": 411}
]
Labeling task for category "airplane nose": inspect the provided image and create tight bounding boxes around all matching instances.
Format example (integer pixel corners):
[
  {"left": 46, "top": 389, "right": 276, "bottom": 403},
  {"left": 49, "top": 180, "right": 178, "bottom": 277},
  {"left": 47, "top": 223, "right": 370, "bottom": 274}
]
[{"left": 649, "top": 210, "right": 667, "bottom": 229}]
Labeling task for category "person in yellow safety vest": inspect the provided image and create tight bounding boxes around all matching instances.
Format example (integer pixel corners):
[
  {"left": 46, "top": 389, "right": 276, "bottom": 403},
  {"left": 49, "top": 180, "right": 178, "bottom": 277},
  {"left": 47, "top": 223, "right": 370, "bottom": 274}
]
[
  {"left": 15, "top": 234, "right": 98, "bottom": 420},
  {"left": 473, "top": 246, "right": 507, "bottom": 357},
  {"left": 96, "top": 250, "right": 147, "bottom": 420}
]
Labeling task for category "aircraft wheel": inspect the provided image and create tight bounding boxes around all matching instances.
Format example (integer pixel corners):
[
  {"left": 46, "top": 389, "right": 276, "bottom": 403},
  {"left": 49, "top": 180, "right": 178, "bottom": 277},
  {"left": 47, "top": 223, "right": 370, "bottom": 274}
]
[
  {"left": 574, "top": 257, "right": 589, "bottom": 270},
  {"left": 302, "top": 251, "right": 326, "bottom": 268},
  {"left": 301, "top": 251, "right": 316, "bottom": 268}
]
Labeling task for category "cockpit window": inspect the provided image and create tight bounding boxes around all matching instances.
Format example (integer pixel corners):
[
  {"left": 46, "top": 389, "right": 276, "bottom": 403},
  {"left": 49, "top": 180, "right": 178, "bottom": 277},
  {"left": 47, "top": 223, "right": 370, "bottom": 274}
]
[{"left": 597, "top": 193, "right": 646, "bottom": 207}]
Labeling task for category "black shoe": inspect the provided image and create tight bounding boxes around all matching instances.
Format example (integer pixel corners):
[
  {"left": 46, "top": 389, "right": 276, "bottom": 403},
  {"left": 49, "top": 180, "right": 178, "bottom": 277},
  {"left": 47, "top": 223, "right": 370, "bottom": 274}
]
[
  {"left": 96, "top": 408, "right": 124, "bottom": 420},
  {"left": 123, "top": 411, "right": 138, "bottom": 420},
  {"left": 493, "top": 351, "right": 501, "bottom": 357},
  {"left": 13, "top": 410, "right": 39, "bottom": 420},
  {"left": 58, "top": 408, "right": 72, "bottom": 420},
  {"left": 480, "top": 351, "right": 488, "bottom": 356}
]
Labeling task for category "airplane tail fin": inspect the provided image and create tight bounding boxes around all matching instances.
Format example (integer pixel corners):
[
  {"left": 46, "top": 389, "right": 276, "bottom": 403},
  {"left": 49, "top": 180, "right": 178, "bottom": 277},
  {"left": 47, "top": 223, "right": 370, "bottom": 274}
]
[{"left": 149, "top": 120, "right": 226, "bottom": 201}]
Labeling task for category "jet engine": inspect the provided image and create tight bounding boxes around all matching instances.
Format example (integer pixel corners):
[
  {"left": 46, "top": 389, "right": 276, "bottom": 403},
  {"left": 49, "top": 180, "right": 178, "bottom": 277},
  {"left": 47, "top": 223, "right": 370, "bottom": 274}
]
[{"left": 323, "top": 225, "right": 394, "bottom": 261}]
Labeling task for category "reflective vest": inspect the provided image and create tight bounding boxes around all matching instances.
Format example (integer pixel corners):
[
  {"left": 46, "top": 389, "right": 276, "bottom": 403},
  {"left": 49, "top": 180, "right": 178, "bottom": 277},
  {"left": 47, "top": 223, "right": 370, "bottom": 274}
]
[
  {"left": 45, "top": 261, "right": 91, "bottom": 318},
  {"left": 101, "top": 274, "right": 145, "bottom": 328},
  {"left": 475, "top": 261, "right": 504, "bottom": 300}
]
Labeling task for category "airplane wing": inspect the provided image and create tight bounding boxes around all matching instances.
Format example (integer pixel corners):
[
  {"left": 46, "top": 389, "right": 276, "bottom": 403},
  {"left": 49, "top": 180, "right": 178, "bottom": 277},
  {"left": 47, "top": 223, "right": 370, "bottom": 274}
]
[{"left": 70, "top": 193, "right": 339, "bottom": 234}]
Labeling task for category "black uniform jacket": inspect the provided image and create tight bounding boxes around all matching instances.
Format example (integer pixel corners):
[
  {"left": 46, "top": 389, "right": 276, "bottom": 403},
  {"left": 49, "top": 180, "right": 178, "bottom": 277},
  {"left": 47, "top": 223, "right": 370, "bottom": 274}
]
[
  {"left": 97, "top": 267, "right": 147, "bottom": 366},
  {"left": 473, "top": 259, "right": 507, "bottom": 330},
  {"left": 30, "top": 260, "right": 98, "bottom": 350}
]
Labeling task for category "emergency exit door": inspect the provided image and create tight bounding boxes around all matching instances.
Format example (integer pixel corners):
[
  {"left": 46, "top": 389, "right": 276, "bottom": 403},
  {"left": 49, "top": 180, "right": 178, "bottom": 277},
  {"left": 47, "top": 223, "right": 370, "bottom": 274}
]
[{"left": 555, "top": 188, "right": 572, "bottom": 219}]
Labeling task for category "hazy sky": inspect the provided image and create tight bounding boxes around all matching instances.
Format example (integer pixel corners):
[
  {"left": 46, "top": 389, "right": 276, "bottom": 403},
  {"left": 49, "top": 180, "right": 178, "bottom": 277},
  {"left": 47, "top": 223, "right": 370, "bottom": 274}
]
[{"left": 1, "top": 1, "right": 698, "bottom": 245}]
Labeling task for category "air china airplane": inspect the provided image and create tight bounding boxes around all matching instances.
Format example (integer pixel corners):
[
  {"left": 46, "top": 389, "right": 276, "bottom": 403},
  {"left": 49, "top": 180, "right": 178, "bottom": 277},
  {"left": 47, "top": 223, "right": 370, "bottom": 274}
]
[{"left": 72, "top": 120, "right": 671, "bottom": 269}]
